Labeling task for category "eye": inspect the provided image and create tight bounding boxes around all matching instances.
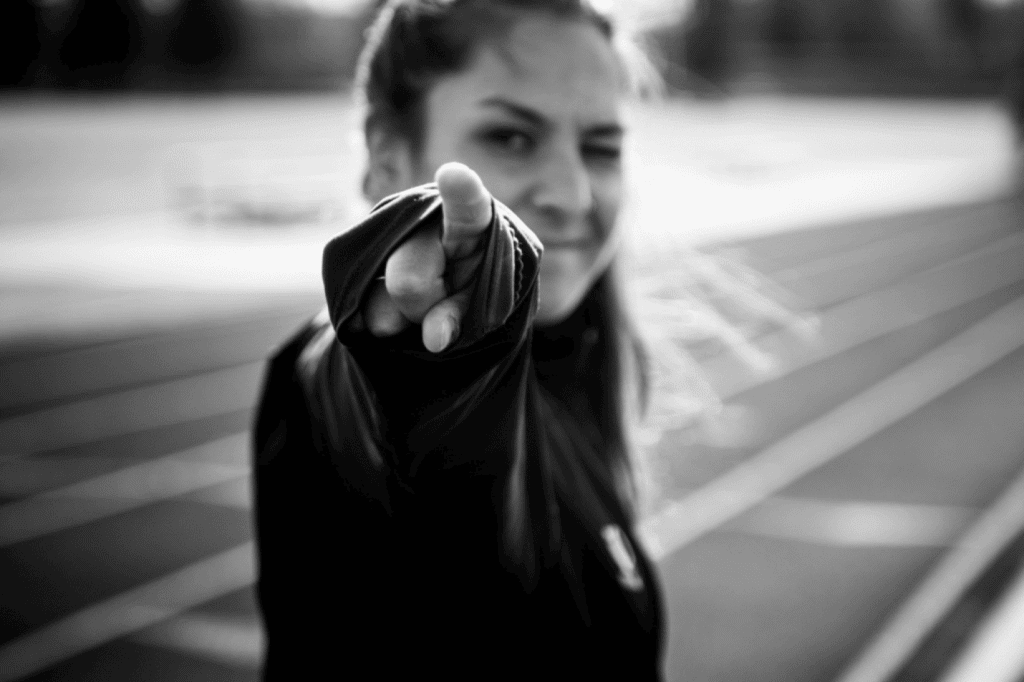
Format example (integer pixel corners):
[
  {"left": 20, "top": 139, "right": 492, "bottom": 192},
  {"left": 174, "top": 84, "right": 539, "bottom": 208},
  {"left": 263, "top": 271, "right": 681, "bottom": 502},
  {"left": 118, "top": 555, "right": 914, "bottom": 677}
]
[
  {"left": 479, "top": 127, "right": 536, "bottom": 156},
  {"left": 582, "top": 143, "right": 622, "bottom": 165}
]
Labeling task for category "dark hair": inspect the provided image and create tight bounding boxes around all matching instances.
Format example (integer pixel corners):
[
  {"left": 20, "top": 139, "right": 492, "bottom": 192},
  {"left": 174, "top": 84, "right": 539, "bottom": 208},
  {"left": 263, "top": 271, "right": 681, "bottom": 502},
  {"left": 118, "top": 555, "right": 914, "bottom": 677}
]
[
  {"left": 354, "top": 0, "right": 651, "bottom": 517},
  {"left": 355, "top": 0, "right": 637, "bottom": 153}
]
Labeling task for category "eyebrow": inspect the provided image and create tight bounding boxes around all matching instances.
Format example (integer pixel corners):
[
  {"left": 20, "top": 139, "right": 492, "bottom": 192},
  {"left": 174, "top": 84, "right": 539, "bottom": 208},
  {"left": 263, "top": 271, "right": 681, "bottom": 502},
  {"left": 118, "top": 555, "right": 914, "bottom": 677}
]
[{"left": 479, "top": 97, "right": 624, "bottom": 138}]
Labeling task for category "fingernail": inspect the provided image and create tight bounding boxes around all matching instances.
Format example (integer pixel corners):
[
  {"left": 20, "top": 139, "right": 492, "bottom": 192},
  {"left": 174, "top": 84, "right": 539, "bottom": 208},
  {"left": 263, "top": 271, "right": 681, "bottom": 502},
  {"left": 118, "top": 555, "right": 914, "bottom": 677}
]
[{"left": 440, "top": 316, "right": 459, "bottom": 350}]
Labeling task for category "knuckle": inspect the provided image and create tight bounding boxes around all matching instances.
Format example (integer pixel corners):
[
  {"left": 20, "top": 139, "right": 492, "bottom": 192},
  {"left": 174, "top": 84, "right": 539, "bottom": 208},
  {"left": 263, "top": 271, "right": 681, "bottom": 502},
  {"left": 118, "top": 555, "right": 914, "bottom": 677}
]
[
  {"left": 367, "top": 310, "right": 403, "bottom": 336},
  {"left": 386, "top": 270, "right": 437, "bottom": 301}
]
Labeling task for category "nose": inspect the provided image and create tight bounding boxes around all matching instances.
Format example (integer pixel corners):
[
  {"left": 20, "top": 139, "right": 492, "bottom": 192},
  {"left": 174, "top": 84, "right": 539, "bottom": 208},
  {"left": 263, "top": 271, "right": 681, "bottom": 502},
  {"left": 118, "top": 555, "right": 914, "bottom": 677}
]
[{"left": 529, "top": 146, "right": 593, "bottom": 230}]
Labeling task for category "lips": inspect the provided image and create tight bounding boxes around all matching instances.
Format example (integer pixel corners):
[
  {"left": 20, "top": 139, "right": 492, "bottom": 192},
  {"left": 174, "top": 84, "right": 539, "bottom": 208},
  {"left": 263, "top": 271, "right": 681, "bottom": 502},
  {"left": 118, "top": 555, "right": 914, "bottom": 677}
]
[{"left": 529, "top": 216, "right": 605, "bottom": 250}]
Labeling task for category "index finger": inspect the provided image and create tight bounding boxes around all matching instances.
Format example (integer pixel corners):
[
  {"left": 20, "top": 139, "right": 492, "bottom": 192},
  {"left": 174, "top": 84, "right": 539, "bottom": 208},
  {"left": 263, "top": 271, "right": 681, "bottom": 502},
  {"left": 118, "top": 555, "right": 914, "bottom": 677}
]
[{"left": 435, "top": 162, "right": 492, "bottom": 259}]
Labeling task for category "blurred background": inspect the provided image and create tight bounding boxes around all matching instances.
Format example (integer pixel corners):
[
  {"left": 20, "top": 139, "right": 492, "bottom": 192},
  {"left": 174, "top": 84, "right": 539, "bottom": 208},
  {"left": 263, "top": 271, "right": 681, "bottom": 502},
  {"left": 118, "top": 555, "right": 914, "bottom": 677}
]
[{"left": 1, "top": 1, "right": 1023, "bottom": 680}]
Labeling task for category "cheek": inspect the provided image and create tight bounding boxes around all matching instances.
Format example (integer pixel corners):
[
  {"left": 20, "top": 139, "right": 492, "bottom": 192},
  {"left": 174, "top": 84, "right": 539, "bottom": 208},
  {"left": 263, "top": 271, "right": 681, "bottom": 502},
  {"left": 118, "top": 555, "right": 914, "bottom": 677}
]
[
  {"left": 592, "top": 175, "right": 623, "bottom": 238},
  {"left": 535, "top": 178, "right": 622, "bottom": 320},
  {"left": 457, "top": 158, "right": 525, "bottom": 211}
]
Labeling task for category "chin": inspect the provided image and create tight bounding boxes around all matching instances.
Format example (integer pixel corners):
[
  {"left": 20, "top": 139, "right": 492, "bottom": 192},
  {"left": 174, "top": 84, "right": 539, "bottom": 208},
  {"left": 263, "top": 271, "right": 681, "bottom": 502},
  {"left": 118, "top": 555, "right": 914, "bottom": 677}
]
[{"left": 534, "top": 254, "right": 598, "bottom": 325}]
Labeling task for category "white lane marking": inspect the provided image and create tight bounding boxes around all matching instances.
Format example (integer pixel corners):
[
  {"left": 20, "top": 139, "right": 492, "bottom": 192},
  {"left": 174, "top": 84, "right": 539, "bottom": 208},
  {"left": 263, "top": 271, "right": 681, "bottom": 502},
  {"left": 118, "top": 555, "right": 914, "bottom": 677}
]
[
  {"left": 0, "top": 309, "right": 304, "bottom": 413},
  {"left": 725, "top": 496, "right": 974, "bottom": 548},
  {"left": 707, "top": 231, "right": 1024, "bottom": 401},
  {"left": 0, "top": 542, "right": 255, "bottom": 682},
  {"left": 639, "top": 294, "right": 1024, "bottom": 561},
  {"left": 0, "top": 457, "right": 127, "bottom": 497},
  {"left": 187, "top": 476, "right": 252, "bottom": 509},
  {"left": 639, "top": 230, "right": 1024, "bottom": 443},
  {"left": 836, "top": 465, "right": 1024, "bottom": 682},
  {"left": 767, "top": 207, "right": 1006, "bottom": 282},
  {"left": 0, "top": 428, "right": 249, "bottom": 498},
  {"left": 767, "top": 206, "right": 1016, "bottom": 309},
  {"left": 938, "top": 562, "right": 1024, "bottom": 682},
  {"left": 0, "top": 362, "right": 262, "bottom": 459},
  {"left": 0, "top": 433, "right": 248, "bottom": 547},
  {"left": 133, "top": 613, "right": 263, "bottom": 669}
]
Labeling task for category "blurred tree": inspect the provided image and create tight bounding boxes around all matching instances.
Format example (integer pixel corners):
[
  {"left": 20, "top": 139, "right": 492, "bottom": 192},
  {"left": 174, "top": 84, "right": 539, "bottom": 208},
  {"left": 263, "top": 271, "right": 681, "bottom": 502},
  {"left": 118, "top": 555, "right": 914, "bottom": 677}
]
[
  {"left": 1007, "top": 38, "right": 1024, "bottom": 141},
  {"left": 56, "top": 0, "right": 147, "bottom": 87},
  {"left": 945, "top": 0, "right": 985, "bottom": 45},
  {"left": 0, "top": 0, "right": 44, "bottom": 87},
  {"left": 836, "top": 0, "right": 893, "bottom": 57},
  {"left": 765, "top": 0, "right": 807, "bottom": 58},
  {"left": 943, "top": 0, "right": 986, "bottom": 71},
  {"left": 164, "top": 0, "right": 239, "bottom": 74},
  {"left": 682, "top": 0, "right": 733, "bottom": 89}
]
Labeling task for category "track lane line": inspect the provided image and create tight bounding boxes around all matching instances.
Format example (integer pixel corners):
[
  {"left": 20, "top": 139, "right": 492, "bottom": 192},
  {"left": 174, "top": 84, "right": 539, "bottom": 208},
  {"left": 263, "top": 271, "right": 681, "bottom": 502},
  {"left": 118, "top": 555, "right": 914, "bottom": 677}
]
[
  {"left": 938, "top": 561, "right": 1024, "bottom": 682},
  {"left": 132, "top": 612, "right": 263, "bottom": 669},
  {"left": 837, "top": 463, "right": 1024, "bottom": 682},
  {"left": 705, "top": 231, "right": 1024, "bottom": 400},
  {"left": 0, "top": 362, "right": 263, "bottom": 459},
  {"left": 767, "top": 206, "right": 1012, "bottom": 284},
  {"left": 706, "top": 197, "right": 1017, "bottom": 272},
  {"left": 0, "top": 433, "right": 247, "bottom": 547},
  {"left": 723, "top": 497, "right": 975, "bottom": 548},
  {"left": 187, "top": 475, "right": 252, "bottom": 509},
  {"left": 638, "top": 232, "right": 1024, "bottom": 440},
  {"left": 0, "top": 542, "right": 255, "bottom": 682},
  {"left": 0, "top": 310, "right": 304, "bottom": 413},
  {"left": 640, "top": 294, "right": 1024, "bottom": 561}
]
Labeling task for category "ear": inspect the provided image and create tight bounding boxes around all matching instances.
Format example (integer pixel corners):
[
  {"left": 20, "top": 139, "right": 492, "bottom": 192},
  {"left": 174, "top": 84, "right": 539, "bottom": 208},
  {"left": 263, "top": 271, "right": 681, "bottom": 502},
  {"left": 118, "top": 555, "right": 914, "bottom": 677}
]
[{"left": 363, "top": 128, "right": 415, "bottom": 204}]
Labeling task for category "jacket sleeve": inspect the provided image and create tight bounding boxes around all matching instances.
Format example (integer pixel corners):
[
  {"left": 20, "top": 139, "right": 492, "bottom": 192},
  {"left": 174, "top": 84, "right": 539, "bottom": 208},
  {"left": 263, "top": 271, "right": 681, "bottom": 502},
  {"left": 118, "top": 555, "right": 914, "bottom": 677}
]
[{"left": 316, "top": 183, "right": 562, "bottom": 583}]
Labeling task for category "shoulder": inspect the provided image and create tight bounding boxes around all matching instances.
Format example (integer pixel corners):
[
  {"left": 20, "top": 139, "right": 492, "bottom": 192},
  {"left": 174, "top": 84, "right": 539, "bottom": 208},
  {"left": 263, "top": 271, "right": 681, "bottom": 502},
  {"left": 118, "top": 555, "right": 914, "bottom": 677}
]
[
  {"left": 268, "top": 307, "right": 333, "bottom": 376},
  {"left": 253, "top": 308, "right": 333, "bottom": 454},
  {"left": 260, "top": 308, "right": 339, "bottom": 400},
  {"left": 255, "top": 307, "right": 394, "bottom": 500}
]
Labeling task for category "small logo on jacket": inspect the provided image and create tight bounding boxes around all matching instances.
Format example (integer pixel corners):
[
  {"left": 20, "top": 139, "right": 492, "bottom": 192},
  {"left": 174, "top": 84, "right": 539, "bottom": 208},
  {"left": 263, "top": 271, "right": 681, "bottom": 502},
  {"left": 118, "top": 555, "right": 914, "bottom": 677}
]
[{"left": 601, "top": 524, "right": 644, "bottom": 592}]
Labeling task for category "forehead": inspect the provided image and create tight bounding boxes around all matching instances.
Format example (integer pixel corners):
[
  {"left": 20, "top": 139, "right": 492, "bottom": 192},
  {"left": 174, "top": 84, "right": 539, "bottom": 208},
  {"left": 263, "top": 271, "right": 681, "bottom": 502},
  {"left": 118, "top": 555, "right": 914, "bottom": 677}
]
[{"left": 427, "top": 16, "right": 623, "bottom": 126}]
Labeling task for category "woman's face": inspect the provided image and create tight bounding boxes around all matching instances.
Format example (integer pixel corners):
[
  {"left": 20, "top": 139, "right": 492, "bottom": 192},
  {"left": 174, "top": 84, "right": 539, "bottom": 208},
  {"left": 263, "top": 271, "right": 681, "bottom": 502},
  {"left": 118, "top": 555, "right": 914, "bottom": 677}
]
[{"left": 378, "top": 16, "right": 626, "bottom": 325}]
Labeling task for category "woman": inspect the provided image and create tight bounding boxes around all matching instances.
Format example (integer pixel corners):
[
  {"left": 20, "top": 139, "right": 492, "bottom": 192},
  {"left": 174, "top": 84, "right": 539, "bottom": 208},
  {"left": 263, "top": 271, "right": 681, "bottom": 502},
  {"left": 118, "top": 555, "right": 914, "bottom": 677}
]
[{"left": 253, "top": 0, "right": 664, "bottom": 678}]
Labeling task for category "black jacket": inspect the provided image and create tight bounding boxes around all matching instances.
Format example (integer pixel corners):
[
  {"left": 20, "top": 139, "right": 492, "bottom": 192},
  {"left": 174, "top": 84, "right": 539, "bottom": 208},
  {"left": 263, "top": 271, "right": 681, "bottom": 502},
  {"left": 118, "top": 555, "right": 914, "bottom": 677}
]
[{"left": 253, "top": 185, "right": 665, "bottom": 679}]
